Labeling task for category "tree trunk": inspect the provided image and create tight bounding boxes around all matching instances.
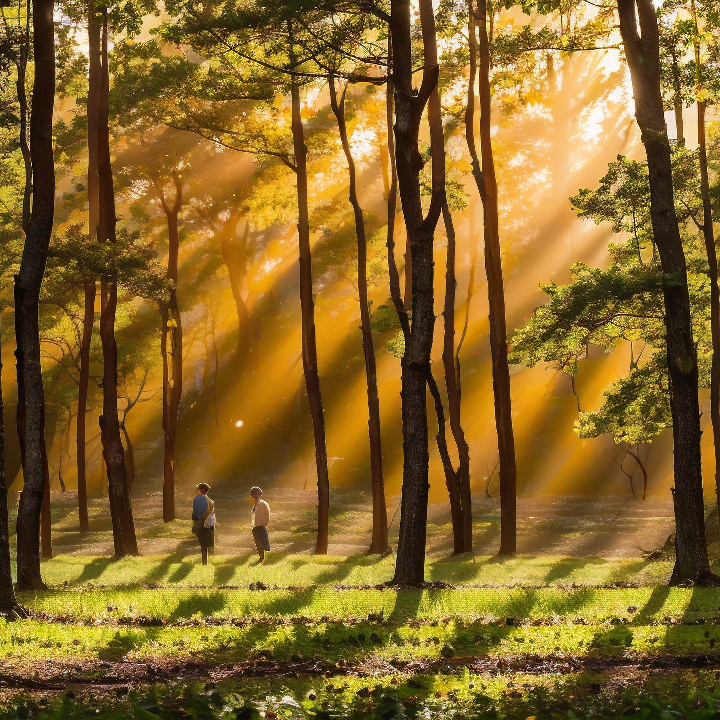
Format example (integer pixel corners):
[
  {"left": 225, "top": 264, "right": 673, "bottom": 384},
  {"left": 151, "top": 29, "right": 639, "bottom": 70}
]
[
  {"left": 671, "top": 46, "right": 684, "bottom": 144},
  {"left": 441, "top": 202, "right": 472, "bottom": 554},
  {"left": 97, "top": 10, "right": 138, "bottom": 557},
  {"left": 471, "top": 0, "right": 517, "bottom": 556},
  {"left": 14, "top": 0, "right": 55, "bottom": 592},
  {"left": 158, "top": 176, "right": 183, "bottom": 523},
  {"left": 328, "top": 77, "right": 388, "bottom": 555},
  {"left": 289, "top": 54, "right": 330, "bottom": 555},
  {"left": 40, "top": 463, "right": 51, "bottom": 559},
  {"left": 0, "top": 317, "right": 23, "bottom": 615},
  {"left": 120, "top": 423, "right": 135, "bottom": 493},
  {"left": 77, "top": 282, "right": 94, "bottom": 533},
  {"left": 78, "top": 0, "right": 100, "bottom": 534},
  {"left": 391, "top": 0, "right": 444, "bottom": 586},
  {"left": 617, "top": 0, "right": 714, "bottom": 585}
]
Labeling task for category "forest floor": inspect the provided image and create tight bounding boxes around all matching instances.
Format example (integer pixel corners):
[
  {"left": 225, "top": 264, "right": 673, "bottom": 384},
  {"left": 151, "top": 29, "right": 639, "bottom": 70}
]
[{"left": 2, "top": 490, "right": 720, "bottom": 718}]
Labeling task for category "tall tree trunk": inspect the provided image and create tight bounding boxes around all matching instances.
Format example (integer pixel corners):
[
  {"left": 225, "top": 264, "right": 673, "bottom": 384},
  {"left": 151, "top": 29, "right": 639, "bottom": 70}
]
[
  {"left": 671, "top": 46, "right": 684, "bottom": 144},
  {"left": 158, "top": 175, "right": 183, "bottom": 523},
  {"left": 617, "top": 0, "right": 715, "bottom": 585},
  {"left": 97, "top": 10, "right": 138, "bottom": 557},
  {"left": 391, "top": 0, "right": 444, "bottom": 586},
  {"left": 289, "top": 48, "right": 330, "bottom": 555},
  {"left": 0, "top": 317, "right": 23, "bottom": 615},
  {"left": 14, "top": 0, "right": 55, "bottom": 592},
  {"left": 441, "top": 202, "right": 472, "bottom": 554},
  {"left": 470, "top": 0, "right": 517, "bottom": 555},
  {"left": 40, "top": 463, "right": 51, "bottom": 558},
  {"left": 328, "top": 77, "right": 389, "bottom": 555},
  {"left": 78, "top": 0, "right": 100, "bottom": 534},
  {"left": 690, "top": 1, "right": 720, "bottom": 541}
]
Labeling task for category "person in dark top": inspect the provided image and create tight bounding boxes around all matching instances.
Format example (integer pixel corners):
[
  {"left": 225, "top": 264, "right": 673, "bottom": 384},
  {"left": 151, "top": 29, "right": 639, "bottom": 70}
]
[
  {"left": 192, "top": 482, "right": 215, "bottom": 565},
  {"left": 249, "top": 486, "right": 270, "bottom": 565}
]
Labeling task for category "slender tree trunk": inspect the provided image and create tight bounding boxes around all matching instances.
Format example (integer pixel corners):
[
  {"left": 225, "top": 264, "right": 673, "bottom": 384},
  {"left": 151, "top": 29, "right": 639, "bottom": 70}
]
[
  {"left": 289, "top": 53, "right": 330, "bottom": 555},
  {"left": 97, "top": 10, "right": 138, "bottom": 557},
  {"left": 617, "top": 0, "right": 715, "bottom": 585},
  {"left": 471, "top": 0, "right": 517, "bottom": 555},
  {"left": 441, "top": 202, "right": 472, "bottom": 554},
  {"left": 17, "top": 39, "right": 31, "bottom": 235},
  {"left": 0, "top": 317, "right": 23, "bottom": 615},
  {"left": 671, "top": 46, "right": 684, "bottom": 144},
  {"left": 78, "top": 0, "right": 100, "bottom": 534},
  {"left": 385, "top": 38, "right": 410, "bottom": 340},
  {"left": 40, "top": 463, "right": 51, "bottom": 558},
  {"left": 391, "top": 0, "right": 444, "bottom": 585},
  {"left": 14, "top": 0, "right": 55, "bottom": 592},
  {"left": 329, "top": 77, "right": 388, "bottom": 555},
  {"left": 158, "top": 176, "right": 183, "bottom": 523}
]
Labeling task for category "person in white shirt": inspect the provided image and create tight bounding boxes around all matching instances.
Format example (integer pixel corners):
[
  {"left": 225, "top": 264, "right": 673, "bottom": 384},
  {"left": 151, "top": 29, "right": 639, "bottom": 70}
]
[{"left": 249, "top": 486, "right": 270, "bottom": 564}]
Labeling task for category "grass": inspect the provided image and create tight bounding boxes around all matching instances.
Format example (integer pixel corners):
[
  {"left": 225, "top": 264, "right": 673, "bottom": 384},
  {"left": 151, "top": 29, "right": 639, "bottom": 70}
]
[{"left": 35, "top": 551, "right": 673, "bottom": 588}]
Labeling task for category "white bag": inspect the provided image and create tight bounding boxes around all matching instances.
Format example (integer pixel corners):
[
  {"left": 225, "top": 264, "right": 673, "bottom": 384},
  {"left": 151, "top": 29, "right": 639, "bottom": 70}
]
[{"left": 204, "top": 512, "right": 216, "bottom": 528}]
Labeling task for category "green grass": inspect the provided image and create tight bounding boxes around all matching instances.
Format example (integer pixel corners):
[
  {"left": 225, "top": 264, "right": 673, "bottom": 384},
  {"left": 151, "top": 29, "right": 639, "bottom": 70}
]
[{"left": 35, "top": 551, "right": 673, "bottom": 589}]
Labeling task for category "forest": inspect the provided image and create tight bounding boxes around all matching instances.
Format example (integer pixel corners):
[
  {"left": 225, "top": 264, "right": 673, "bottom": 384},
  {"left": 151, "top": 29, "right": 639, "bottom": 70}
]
[{"left": 2, "top": 0, "right": 720, "bottom": 716}]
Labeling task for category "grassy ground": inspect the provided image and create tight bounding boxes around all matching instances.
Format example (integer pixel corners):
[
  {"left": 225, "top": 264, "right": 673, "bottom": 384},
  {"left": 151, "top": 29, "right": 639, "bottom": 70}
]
[{"left": 1, "top": 493, "right": 718, "bottom": 717}]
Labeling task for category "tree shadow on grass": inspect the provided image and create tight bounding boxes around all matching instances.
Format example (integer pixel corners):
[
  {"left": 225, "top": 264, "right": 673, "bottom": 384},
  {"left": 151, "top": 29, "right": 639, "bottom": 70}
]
[
  {"left": 543, "top": 557, "right": 607, "bottom": 584},
  {"left": 170, "top": 591, "right": 228, "bottom": 621},
  {"left": 144, "top": 543, "right": 196, "bottom": 583},
  {"left": 168, "top": 560, "right": 195, "bottom": 584},
  {"left": 73, "top": 556, "right": 116, "bottom": 586},
  {"left": 213, "top": 553, "right": 255, "bottom": 585}
]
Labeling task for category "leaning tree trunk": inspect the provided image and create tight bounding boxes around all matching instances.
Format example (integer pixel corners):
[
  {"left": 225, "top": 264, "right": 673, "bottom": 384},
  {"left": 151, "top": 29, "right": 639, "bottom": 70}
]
[
  {"left": 391, "top": 0, "right": 444, "bottom": 585},
  {"left": 472, "top": 0, "right": 517, "bottom": 555},
  {"left": 329, "top": 77, "right": 389, "bottom": 555},
  {"left": 618, "top": 0, "right": 714, "bottom": 585},
  {"left": 158, "top": 175, "right": 183, "bottom": 523},
  {"left": 14, "top": 0, "right": 55, "bottom": 592},
  {"left": 97, "top": 10, "right": 138, "bottom": 557},
  {"left": 120, "top": 423, "right": 135, "bottom": 493},
  {"left": 289, "top": 58, "right": 330, "bottom": 555},
  {"left": 0, "top": 318, "right": 23, "bottom": 615},
  {"left": 78, "top": 0, "right": 101, "bottom": 534}
]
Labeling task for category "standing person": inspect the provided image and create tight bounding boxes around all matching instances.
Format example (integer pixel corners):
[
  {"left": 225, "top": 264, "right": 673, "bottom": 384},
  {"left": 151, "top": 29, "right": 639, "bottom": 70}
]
[
  {"left": 192, "top": 483, "right": 215, "bottom": 565},
  {"left": 249, "top": 486, "right": 270, "bottom": 564}
]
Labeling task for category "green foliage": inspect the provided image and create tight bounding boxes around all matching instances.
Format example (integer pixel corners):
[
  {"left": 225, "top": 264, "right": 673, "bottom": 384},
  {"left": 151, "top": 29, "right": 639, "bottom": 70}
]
[{"left": 510, "top": 150, "right": 710, "bottom": 446}]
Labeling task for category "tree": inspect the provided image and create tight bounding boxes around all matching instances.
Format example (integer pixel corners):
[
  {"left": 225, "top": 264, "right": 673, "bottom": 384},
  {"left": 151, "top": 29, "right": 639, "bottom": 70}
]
[
  {"left": 97, "top": 8, "right": 138, "bottom": 557},
  {"left": 329, "top": 75, "right": 389, "bottom": 555},
  {"left": 391, "top": 0, "right": 445, "bottom": 585},
  {"left": 14, "top": 0, "right": 55, "bottom": 591},
  {"left": 608, "top": 0, "right": 713, "bottom": 584}
]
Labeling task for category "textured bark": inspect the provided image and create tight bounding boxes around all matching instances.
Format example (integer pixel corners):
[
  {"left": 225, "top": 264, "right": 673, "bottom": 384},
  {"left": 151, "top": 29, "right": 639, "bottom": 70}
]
[
  {"left": 120, "top": 423, "right": 135, "bottom": 493},
  {"left": 329, "top": 77, "right": 388, "bottom": 555},
  {"left": 97, "top": 11, "right": 138, "bottom": 557},
  {"left": 391, "top": 0, "right": 443, "bottom": 586},
  {"left": 14, "top": 0, "right": 55, "bottom": 592},
  {"left": 469, "top": 0, "right": 517, "bottom": 555},
  {"left": 40, "top": 463, "right": 51, "bottom": 559},
  {"left": 78, "top": 0, "right": 100, "bottom": 534},
  {"left": 617, "top": 0, "right": 714, "bottom": 585},
  {"left": 158, "top": 174, "right": 183, "bottom": 523},
  {"left": 289, "top": 38, "right": 329, "bottom": 555},
  {"left": 441, "top": 202, "right": 472, "bottom": 554},
  {"left": 0, "top": 318, "right": 22, "bottom": 615}
]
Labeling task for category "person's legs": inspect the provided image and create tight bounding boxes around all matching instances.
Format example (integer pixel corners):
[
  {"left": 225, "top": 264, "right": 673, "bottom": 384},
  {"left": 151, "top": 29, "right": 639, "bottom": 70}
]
[
  {"left": 201, "top": 542, "right": 208, "bottom": 565},
  {"left": 252, "top": 527, "right": 265, "bottom": 563}
]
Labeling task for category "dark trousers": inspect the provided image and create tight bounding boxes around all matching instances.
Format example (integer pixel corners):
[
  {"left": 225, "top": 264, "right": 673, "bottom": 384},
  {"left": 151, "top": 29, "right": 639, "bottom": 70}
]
[
  {"left": 252, "top": 526, "right": 270, "bottom": 558},
  {"left": 193, "top": 517, "right": 214, "bottom": 565}
]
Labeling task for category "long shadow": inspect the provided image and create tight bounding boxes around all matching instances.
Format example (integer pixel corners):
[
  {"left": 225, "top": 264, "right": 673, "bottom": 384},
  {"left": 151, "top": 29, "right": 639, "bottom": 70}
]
[
  {"left": 170, "top": 591, "right": 227, "bottom": 621},
  {"left": 73, "top": 557, "right": 116, "bottom": 586},
  {"left": 168, "top": 560, "right": 195, "bottom": 584},
  {"left": 143, "top": 544, "right": 196, "bottom": 583},
  {"left": 543, "top": 557, "right": 606, "bottom": 584},
  {"left": 213, "top": 553, "right": 254, "bottom": 585}
]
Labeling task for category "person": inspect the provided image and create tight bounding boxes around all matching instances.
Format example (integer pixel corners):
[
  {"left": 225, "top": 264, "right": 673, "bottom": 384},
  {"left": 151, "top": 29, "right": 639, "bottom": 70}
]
[
  {"left": 249, "top": 486, "right": 270, "bottom": 564},
  {"left": 192, "top": 482, "right": 215, "bottom": 565}
]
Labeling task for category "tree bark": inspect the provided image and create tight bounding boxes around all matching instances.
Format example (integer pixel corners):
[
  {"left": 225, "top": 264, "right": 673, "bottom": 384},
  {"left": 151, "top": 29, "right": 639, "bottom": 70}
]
[
  {"left": 120, "top": 422, "right": 135, "bottom": 493},
  {"left": 441, "top": 202, "right": 472, "bottom": 554},
  {"left": 97, "top": 10, "right": 138, "bottom": 557},
  {"left": 329, "top": 77, "right": 388, "bottom": 555},
  {"left": 78, "top": 0, "right": 101, "bottom": 534},
  {"left": 289, "top": 34, "right": 330, "bottom": 555},
  {"left": 391, "top": 0, "right": 443, "bottom": 586},
  {"left": 40, "top": 462, "right": 51, "bottom": 559},
  {"left": 158, "top": 174, "right": 183, "bottom": 523},
  {"left": 0, "top": 317, "right": 23, "bottom": 615},
  {"left": 617, "top": 0, "right": 714, "bottom": 585},
  {"left": 469, "top": 0, "right": 517, "bottom": 555},
  {"left": 14, "top": 0, "right": 55, "bottom": 592}
]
